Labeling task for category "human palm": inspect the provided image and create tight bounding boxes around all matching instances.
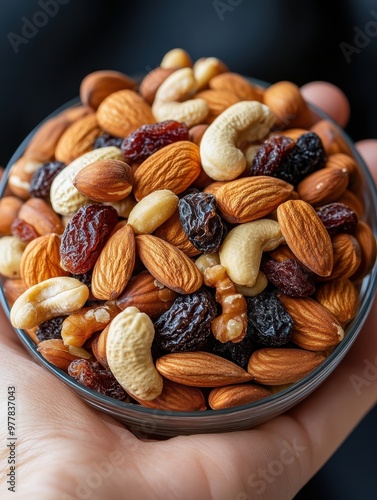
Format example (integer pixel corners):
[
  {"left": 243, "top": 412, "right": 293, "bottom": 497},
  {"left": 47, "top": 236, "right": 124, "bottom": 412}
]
[{"left": 1, "top": 83, "right": 377, "bottom": 500}]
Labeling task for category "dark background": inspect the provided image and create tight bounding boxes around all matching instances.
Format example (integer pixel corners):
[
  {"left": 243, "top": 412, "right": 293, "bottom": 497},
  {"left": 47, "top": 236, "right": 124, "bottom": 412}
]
[{"left": 1, "top": 0, "right": 377, "bottom": 497}]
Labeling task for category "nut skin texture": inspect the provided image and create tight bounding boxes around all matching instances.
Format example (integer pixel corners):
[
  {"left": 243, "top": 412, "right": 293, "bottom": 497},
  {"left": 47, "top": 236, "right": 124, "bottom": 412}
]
[
  {"left": 219, "top": 219, "right": 285, "bottom": 287},
  {"left": 0, "top": 236, "right": 27, "bottom": 278},
  {"left": 208, "top": 384, "right": 272, "bottom": 410},
  {"left": 322, "top": 233, "right": 361, "bottom": 281},
  {"left": 128, "top": 190, "right": 179, "bottom": 235},
  {"left": 209, "top": 73, "right": 263, "bottom": 101},
  {"left": 136, "top": 234, "right": 203, "bottom": 294},
  {"left": 18, "top": 198, "right": 64, "bottom": 236},
  {"left": 91, "top": 223, "right": 136, "bottom": 301},
  {"left": 278, "top": 295, "right": 344, "bottom": 351},
  {"left": 277, "top": 200, "right": 333, "bottom": 277},
  {"left": 0, "top": 196, "right": 23, "bottom": 235},
  {"left": 73, "top": 159, "right": 133, "bottom": 202},
  {"left": 216, "top": 176, "right": 294, "bottom": 223},
  {"left": 154, "top": 211, "right": 200, "bottom": 257},
  {"left": 156, "top": 352, "right": 253, "bottom": 387},
  {"left": 20, "top": 234, "right": 70, "bottom": 288},
  {"left": 80, "top": 70, "right": 137, "bottom": 110},
  {"left": 91, "top": 326, "right": 110, "bottom": 370},
  {"left": 316, "top": 279, "right": 359, "bottom": 326},
  {"left": 351, "top": 221, "right": 377, "bottom": 282},
  {"left": 325, "top": 153, "right": 363, "bottom": 192},
  {"left": 248, "top": 348, "right": 326, "bottom": 385},
  {"left": 200, "top": 101, "right": 275, "bottom": 181},
  {"left": 37, "top": 339, "right": 83, "bottom": 372},
  {"left": 195, "top": 89, "right": 240, "bottom": 124},
  {"left": 296, "top": 167, "right": 349, "bottom": 206},
  {"left": 106, "top": 306, "right": 163, "bottom": 401},
  {"left": 10, "top": 277, "right": 89, "bottom": 330},
  {"left": 133, "top": 142, "right": 201, "bottom": 201}
]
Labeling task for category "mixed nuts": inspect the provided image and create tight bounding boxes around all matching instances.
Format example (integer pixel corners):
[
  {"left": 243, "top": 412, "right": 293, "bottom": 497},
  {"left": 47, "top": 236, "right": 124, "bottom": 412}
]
[{"left": 1, "top": 48, "right": 376, "bottom": 412}]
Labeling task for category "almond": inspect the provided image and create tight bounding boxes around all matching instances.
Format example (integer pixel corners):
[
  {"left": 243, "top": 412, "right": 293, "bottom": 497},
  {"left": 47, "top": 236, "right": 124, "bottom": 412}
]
[
  {"left": 278, "top": 295, "right": 344, "bottom": 351},
  {"left": 153, "top": 211, "right": 200, "bottom": 257},
  {"left": 55, "top": 114, "right": 102, "bottom": 164},
  {"left": 336, "top": 190, "right": 365, "bottom": 217},
  {"left": 216, "top": 176, "right": 294, "bottom": 223},
  {"left": 80, "top": 70, "right": 137, "bottom": 110},
  {"left": 325, "top": 153, "right": 363, "bottom": 192},
  {"left": 97, "top": 89, "right": 155, "bottom": 138},
  {"left": 156, "top": 352, "right": 252, "bottom": 387},
  {"left": 188, "top": 124, "right": 209, "bottom": 147},
  {"left": 195, "top": 89, "right": 240, "bottom": 123},
  {"left": 277, "top": 200, "right": 333, "bottom": 277},
  {"left": 351, "top": 221, "right": 377, "bottom": 281},
  {"left": 316, "top": 279, "right": 359, "bottom": 326},
  {"left": 133, "top": 379, "right": 206, "bottom": 411},
  {"left": 18, "top": 198, "right": 64, "bottom": 236},
  {"left": 116, "top": 270, "right": 177, "bottom": 318},
  {"left": 297, "top": 167, "right": 349, "bottom": 206},
  {"left": 248, "top": 348, "right": 326, "bottom": 385},
  {"left": 136, "top": 234, "right": 203, "bottom": 294},
  {"left": 139, "top": 67, "right": 177, "bottom": 105},
  {"left": 203, "top": 181, "right": 227, "bottom": 197},
  {"left": 91, "top": 326, "right": 110, "bottom": 370},
  {"left": 208, "top": 384, "right": 272, "bottom": 410},
  {"left": 133, "top": 141, "right": 201, "bottom": 201},
  {"left": 310, "top": 119, "right": 352, "bottom": 156},
  {"left": 73, "top": 159, "right": 133, "bottom": 202},
  {"left": 323, "top": 233, "right": 361, "bottom": 281},
  {"left": 91, "top": 224, "right": 136, "bottom": 301},
  {"left": 37, "top": 339, "right": 82, "bottom": 371},
  {"left": 20, "top": 234, "right": 69, "bottom": 288},
  {"left": 209, "top": 72, "right": 263, "bottom": 101}
]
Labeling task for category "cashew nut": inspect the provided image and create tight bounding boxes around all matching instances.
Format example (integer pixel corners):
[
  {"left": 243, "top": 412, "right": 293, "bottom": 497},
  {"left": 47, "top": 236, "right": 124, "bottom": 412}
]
[
  {"left": 152, "top": 68, "right": 208, "bottom": 127},
  {"left": 160, "top": 48, "right": 192, "bottom": 69},
  {"left": 219, "top": 219, "right": 285, "bottom": 287},
  {"left": 106, "top": 306, "right": 163, "bottom": 400},
  {"left": 200, "top": 101, "right": 275, "bottom": 180},
  {"left": 10, "top": 277, "right": 89, "bottom": 330},
  {"left": 193, "top": 57, "right": 227, "bottom": 91},
  {"left": 0, "top": 236, "right": 27, "bottom": 279},
  {"left": 127, "top": 189, "right": 178, "bottom": 234}
]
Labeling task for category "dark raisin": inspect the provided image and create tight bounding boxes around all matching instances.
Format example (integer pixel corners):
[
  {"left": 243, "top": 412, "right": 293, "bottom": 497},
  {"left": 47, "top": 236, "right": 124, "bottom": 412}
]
[
  {"left": 11, "top": 218, "right": 38, "bottom": 242},
  {"left": 29, "top": 160, "right": 66, "bottom": 199},
  {"left": 262, "top": 258, "right": 316, "bottom": 297},
  {"left": 246, "top": 292, "right": 293, "bottom": 347},
  {"left": 36, "top": 316, "right": 66, "bottom": 342},
  {"left": 275, "top": 132, "right": 326, "bottom": 185},
  {"left": 60, "top": 204, "right": 118, "bottom": 274},
  {"left": 178, "top": 192, "right": 227, "bottom": 253},
  {"left": 93, "top": 133, "right": 123, "bottom": 149},
  {"left": 316, "top": 202, "right": 358, "bottom": 235},
  {"left": 249, "top": 136, "right": 295, "bottom": 176},
  {"left": 154, "top": 288, "right": 218, "bottom": 352},
  {"left": 68, "top": 359, "right": 128, "bottom": 401},
  {"left": 71, "top": 271, "right": 93, "bottom": 290},
  {"left": 207, "top": 335, "right": 254, "bottom": 370},
  {"left": 121, "top": 120, "right": 189, "bottom": 163}
]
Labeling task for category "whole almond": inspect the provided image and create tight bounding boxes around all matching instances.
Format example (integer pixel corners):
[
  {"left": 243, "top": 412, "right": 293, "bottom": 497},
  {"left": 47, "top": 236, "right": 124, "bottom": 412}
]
[
  {"left": 97, "top": 89, "right": 155, "bottom": 138},
  {"left": 351, "top": 221, "right": 377, "bottom": 281},
  {"left": 133, "top": 141, "right": 201, "bottom": 200},
  {"left": 139, "top": 67, "right": 176, "bottom": 105},
  {"left": 316, "top": 279, "right": 359, "bottom": 326},
  {"left": 297, "top": 167, "right": 349, "bottom": 206},
  {"left": 323, "top": 233, "right": 361, "bottom": 281},
  {"left": 91, "top": 326, "right": 110, "bottom": 370},
  {"left": 277, "top": 200, "right": 333, "bottom": 277},
  {"left": 156, "top": 352, "right": 252, "bottom": 387},
  {"left": 325, "top": 153, "right": 363, "bottom": 192},
  {"left": 18, "top": 198, "right": 64, "bottom": 236},
  {"left": 73, "top": 159, "right": 133, "bottom": 202},
  {"left": 80, "top": 70, "right": 137, "bottom": 110},
  {"left": 136, "top": 234, "right": 203, "bottom": 294},
  {"left": 91, "top": 224, "right": 136, "bottom": 301},
  {"left": 278, "top": 295, "right": 344, "bottom": 351},
  {"left": 208, "top": 384, "right": 272, "bottom": 410},
  {"left": 37, "top": 339, "right": 82, "bottom": 371},
  {"left": 153, "top": 211, "right": 200, "bottom": 257},
  {"left": 216, "top": 176, "right": 294, "bottom": 223},
  {"left": 248, "top": 348, "right": 326, "bottom": 385},
  {"left": 209, "top": 72, "right": 263, "bottom": 101},
  {"left": 20, "top": 234, "right": 69, "bottom": 288}
]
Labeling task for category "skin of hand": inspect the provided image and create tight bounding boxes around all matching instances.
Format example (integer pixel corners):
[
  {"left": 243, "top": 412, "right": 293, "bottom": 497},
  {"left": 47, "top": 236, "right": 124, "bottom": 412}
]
[{"left": 1, "top": 83, "right": 377, "bottom": 500}]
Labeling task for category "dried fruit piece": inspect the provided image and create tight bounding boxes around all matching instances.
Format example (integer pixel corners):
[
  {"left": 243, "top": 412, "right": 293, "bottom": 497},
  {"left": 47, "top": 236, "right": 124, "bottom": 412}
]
[
  {"left": 29, "top": 161, "right": 66, "bottom": 199},
  {"left": 154, "top": 288, "right": 217, "bottom": 352},
  {"left": 11, "top": 218, "right": 38, "bottom": 243},
  {"left": 178, "top": 192, "right": 226, "bottom": 253},
  {"left": 121, "top": 120, "right": 189, "bottom": 163},
  {"left": 36, "top": 316, "right": 66, "bottom": 342},
  {"left": 316, "top": 202, "right": 358, "bottom": 235},
  {"left": 249, "top": 136, "right": 295, "bottom": 176},
  {"left": 246, "top": 292, "right": 293, "bottom": 347},
  {"left": 207, "top": 335, "right": 254, "bottom": 370},
  {"left": 93, "top": 133, "right": 123, "bottom": 149},
  {"left": 60, "top": 204, "right": 119, "bottom": 274},
  {"left": 68, "top": 359, "right": 128, "bottom": 401},
  {"left": 261, "top": 258, "right": 316, "bottom": 297}
]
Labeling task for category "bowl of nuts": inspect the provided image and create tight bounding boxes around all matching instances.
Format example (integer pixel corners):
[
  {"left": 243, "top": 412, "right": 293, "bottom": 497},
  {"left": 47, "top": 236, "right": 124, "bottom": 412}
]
[{"left": 1, "top": 48, "right": 376, "bottom": 437}]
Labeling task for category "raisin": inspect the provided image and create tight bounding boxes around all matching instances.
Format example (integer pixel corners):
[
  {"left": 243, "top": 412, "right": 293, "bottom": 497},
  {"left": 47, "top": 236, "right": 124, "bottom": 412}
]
[
  {"left": 29, "top": 160, "right": 66, "bottom": 199},
  {"left": 121, "top": 120, "right": 189, "bottom": 163},
  {"left": 36, "top": 316, "right": 66, "bottom": 342},
  {"left": 71, "top": 271, "right": 93, "bottom": 290},
  {"left": 154, "top": 288, "right": 218, "bottom": 352},
  {"left": 316, "top": 202, "right": 358, "bottom": 235},
  {"left": 275, "top": 132, "right": 326, "bottom": 185},
  {"left": 178, "top": 192, "right": 227, "bottom": 253},
  {"left": 262, "top": 258, "right": 316, "bottom": 297},
  {"left": 246, "top": 292, "right": 293, "bottom": 347},
  {"left": 207, "top": 335, "right": 254, "bottom": 370},
  {"left": 93, "top": 133, "right": 123, "bottom": 149},
  {"left": 68, "top": 359, "right": 128, "bottom": 401},
  {"left": 60, "top": 204, "right": 118, "bottom": 274},
  {"left": 11, "top": 218, "right": 38, "bottom": 242},
  {"left": 249, "top": 136, "right": 295, "bottom": 176}
]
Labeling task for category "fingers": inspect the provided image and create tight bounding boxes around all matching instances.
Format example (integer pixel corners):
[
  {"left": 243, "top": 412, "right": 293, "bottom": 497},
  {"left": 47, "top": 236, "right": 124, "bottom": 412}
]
[{"left": 301, "top": 81, "right": 350, "bottom": 128}]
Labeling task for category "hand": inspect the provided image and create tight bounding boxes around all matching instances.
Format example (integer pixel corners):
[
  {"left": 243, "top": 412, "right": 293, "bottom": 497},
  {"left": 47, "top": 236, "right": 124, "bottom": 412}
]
[{"left": 1, "top": 83, "right": 377, "bottom": 500}]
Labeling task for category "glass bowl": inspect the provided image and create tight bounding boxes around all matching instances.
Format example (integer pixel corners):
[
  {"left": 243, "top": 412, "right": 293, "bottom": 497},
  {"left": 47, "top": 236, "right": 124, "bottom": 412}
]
[{"left": 1, "top": 94, "right": 376, "bottom": 438}]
